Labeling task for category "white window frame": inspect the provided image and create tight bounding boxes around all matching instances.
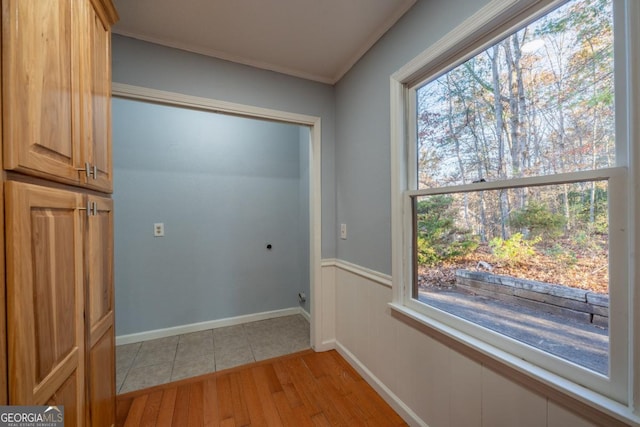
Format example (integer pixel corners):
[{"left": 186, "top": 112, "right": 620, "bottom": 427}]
[{"left": 390, "top": 0, "right": 640, "bottom": 419}]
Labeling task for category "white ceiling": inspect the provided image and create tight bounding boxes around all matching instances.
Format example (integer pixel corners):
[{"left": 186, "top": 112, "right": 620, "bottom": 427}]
[{"left": 112, "top": 0, "right": 416, "bottom": 84}]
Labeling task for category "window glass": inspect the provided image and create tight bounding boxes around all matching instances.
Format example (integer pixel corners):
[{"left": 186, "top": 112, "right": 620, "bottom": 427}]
[
  {"left": 413, "top": 180, "right": 609, "bottom": 372},
  {"left": 416, "top": 0, "right": 614, "bottom": 189},
  {"left": 411, "top": 0, "right": 616, "bottom": 374}
]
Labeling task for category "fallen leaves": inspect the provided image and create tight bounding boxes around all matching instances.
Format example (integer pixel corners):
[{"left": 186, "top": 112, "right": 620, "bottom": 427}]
[{"left": 418, "top": 238, "right": 608, "bottom": 294}]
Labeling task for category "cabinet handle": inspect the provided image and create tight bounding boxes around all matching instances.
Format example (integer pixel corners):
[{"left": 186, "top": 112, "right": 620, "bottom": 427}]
[
  {"left": 76, "top": 162, "right": 92, "bottom": 179},
  {"left": 78, "top": 201, "right": 92, "bottom": 217},
  {"left": 76, "top": 163, "right": 98, "bottom": 180},
  {"left": 79, "top": 201, "right": 98, "bottom": 217}
]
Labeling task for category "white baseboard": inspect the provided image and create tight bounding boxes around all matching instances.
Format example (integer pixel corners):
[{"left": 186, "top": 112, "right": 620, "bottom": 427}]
[
  {"left": 336, "top": 341, "right": 428, "bottom": 427},
  {"left": 299, "top": 307, "right": 311, "bottom": 322},
  {"left": 116, "top": 307, "right": 307, "bottom": 346},
  {"left": 313, "top": 339, "right": 336, "bottom": 352}
]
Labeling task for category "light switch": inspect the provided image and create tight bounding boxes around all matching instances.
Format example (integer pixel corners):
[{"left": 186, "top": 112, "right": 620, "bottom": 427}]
[
  {"left": 154, "top": 223, "right": 165, "bottom": 237},
  {"left": 340, "top": 223, "right": 347, "bottom": 240}
]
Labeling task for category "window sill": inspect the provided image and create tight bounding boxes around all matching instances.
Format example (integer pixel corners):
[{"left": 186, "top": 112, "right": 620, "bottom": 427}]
[{"left": 388, "top": 302, "right": 640, "bottom": 427}]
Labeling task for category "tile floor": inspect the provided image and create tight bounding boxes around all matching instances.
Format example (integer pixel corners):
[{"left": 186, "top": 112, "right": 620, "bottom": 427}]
[{"left": 115, "top": 314, "right": 310, "bottom": 394}]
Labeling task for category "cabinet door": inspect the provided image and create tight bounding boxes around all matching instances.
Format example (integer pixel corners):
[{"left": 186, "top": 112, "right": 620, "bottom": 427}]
[
  {"left": 86, "top": 196, "right": 115, "bottom": 427},
  {"left": 81, "top": 1, "right": 113, "bottom": 192},
  {"left": 2, "top": 0, "right": 83, "bottom": 184},
  {"left": 5, "top": 182, "right": 85, "bottom": 425}
]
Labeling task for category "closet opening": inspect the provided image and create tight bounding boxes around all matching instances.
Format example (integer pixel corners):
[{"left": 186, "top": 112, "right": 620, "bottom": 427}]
[{"left": 110, "top": 86, "right": 321, "bottom": 393}]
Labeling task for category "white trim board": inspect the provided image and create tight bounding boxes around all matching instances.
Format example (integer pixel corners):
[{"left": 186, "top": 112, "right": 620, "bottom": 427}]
[
  {"left": 116, "top": 307, "right": 309, "bottom": 346},
  {"left": 335, "top": 342, "right": 427, "bottom": 427},
  {"left": 112, "top": 83, "right": 320, "bottom": 126},
  {"left": 322, "top": 258, "right": 392, "bottom": 288},
  {"left": 111, "top": 83, "right": 324, "bottom": 351}
]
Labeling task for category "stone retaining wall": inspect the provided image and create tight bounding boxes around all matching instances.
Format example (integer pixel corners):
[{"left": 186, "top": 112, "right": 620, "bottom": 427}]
[{"left": 455, "top": 269, "right": 609, "bottom": 327}]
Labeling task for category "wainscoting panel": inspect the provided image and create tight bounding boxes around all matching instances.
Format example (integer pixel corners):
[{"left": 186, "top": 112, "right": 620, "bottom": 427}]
[{"left": 326, "top": 260, "right": 602, "bottom": 427}]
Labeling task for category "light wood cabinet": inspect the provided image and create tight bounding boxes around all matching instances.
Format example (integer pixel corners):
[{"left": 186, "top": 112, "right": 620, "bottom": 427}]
[
  {"left": 2, "top": 0, "right": 115, "bottom": 192},
  {"left": 5, "top": 182, "right": 86, "bottom": 424},
  {"left": 5, "top": 183, "right": 116, "bottom": 427},
  {"left": 1, "top": 0, "right": 118, "bottom": 424},
  {"left": 81, "top": 1, "right": 114, "bottom": 192},
  {"left": 86, "top": 196, "right": 115, "bottom": 427},
  {"left": 2, "top": 0, "right": 80, "bottom": 184}
]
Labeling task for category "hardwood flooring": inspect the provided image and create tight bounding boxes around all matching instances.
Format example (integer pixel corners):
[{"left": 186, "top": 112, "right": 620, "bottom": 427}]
[{"left": 116, "top": 349, "right": 408, "bottom": 426}]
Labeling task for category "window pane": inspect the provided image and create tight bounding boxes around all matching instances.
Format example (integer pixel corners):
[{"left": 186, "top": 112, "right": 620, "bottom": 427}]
[
  {"left": 416, "top": 0, "right": 614, "bottom": 189},
  {"left": 413, "top": 180, "right": 609, "bottom": 373}
]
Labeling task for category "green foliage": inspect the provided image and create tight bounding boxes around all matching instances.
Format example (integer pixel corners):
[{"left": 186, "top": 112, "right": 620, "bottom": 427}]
[
  {"left": 416, "top": 236, "right": 439, "bottom": 265},
  {"left": 509, "top": 202, "right": 566, "bottom": 238},
  {"left": 567, "top": 186, "right": 608, "bottom": 234},
  {"left": 571, "top": 230, "right": 606, "bottom": 255},
  {"left": 415, "top": 195, "right": 479, "bottom": 266},
  {"left": 489, "top": 233, "right": 541, "bottom": 265},
  {"left": 544, "top": 243, "right": 578, "bottom": 266}
]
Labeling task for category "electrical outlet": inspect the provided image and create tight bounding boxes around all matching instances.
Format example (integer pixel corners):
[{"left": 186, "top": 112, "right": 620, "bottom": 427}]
[
  {"left": 154, "top": 223, "right": 165, "bottom": 237},
  {"left": 340, "top": 223, "right": 347, "bottom": 240}
]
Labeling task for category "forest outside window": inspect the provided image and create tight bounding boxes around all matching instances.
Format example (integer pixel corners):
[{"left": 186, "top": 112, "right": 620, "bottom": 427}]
[{"left": 400, "top": 0, "right": 635, "bottom": 403}]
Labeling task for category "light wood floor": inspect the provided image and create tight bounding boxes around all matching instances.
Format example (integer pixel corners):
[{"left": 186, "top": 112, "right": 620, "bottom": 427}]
[{"left": 116, "top": 349, "right": 408, "bottom": 426}]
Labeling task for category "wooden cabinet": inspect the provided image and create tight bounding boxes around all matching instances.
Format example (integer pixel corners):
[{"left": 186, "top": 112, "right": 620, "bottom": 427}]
[
  {"left": 2, "top": 0, "right": 115, "bottom": 192},
  {"left": 5, "top": 183, "right": 116, "bottom": 427},
  {"left": 86, "top": 196, "right": 115, "bottom": 427},
  {"left": 1, "top": 0, "right": 118, "bottom": 424},
  {"left": 5, "top": 182, "right": 86, "bottom": 424},
  {"left": 81, "top": 0, "right": 114, "bottom": 192},
  {"left": 2, "top": 0, "right": 80, "bottom": 184}
]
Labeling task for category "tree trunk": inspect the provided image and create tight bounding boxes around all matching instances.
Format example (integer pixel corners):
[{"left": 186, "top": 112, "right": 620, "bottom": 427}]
[{"left": 490, "top": 46, "right": 509, "bottom": 239}]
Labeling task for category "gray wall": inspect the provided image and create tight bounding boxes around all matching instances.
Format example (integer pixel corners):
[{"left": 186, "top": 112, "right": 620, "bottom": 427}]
[
  {"left": 113, "top": 98, "right": 309, "bottom": 335},
  {"left": 335, "top": 0, "right": 491, "bottom": 274},
  {"left": 112, "top": 35, "right": 336, "bottom": 260}
]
